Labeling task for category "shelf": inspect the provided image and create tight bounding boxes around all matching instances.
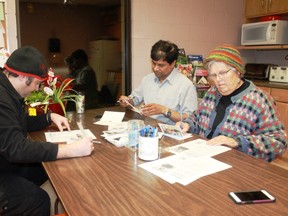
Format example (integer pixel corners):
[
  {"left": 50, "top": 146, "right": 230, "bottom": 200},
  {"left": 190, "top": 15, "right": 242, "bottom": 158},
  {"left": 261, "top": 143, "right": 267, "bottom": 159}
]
[{"left": 237, "top": 45, "right": 288, "bottom": 50}]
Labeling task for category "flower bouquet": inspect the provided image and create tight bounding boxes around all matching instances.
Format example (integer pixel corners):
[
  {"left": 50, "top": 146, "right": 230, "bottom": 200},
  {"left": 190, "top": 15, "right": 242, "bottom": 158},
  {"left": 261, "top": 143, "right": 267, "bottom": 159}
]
[{"left": 25, "top": 68, "right": 79, "bottom": 116}]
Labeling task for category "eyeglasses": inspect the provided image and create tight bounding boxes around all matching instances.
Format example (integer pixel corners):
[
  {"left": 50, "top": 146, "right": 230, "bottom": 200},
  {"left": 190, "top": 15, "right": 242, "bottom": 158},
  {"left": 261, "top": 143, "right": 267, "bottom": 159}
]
[{"left": 208, "top": 68, "right": 231, "bottom": 80}]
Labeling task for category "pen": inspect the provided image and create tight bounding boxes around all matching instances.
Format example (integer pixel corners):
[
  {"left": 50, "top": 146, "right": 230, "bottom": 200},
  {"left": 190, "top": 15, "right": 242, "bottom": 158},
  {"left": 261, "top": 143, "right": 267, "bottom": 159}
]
[
  {"left": 118, "top": 97, "right": 142, "bottom": 115},
  {"left": 77, "top": 122, "right": 100, "bottom": 143},
  {"left": 77, "top": 122, "right": 86, "bottom": 137},
  {"left": 180, "top": 105, "right": 183, "bottom": 129}
]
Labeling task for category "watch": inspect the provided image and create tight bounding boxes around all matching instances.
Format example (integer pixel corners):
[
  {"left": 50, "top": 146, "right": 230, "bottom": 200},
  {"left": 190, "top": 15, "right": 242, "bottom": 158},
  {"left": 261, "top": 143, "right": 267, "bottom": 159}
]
[{"left": 165, "top": 109, "right": 172, "bottom": 118}]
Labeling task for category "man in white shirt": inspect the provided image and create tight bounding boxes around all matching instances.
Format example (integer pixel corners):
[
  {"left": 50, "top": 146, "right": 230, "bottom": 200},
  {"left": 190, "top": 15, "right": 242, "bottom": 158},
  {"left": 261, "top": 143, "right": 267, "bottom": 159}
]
[{"left": 119, "top": 40, "right": 197, "bottom": 125}]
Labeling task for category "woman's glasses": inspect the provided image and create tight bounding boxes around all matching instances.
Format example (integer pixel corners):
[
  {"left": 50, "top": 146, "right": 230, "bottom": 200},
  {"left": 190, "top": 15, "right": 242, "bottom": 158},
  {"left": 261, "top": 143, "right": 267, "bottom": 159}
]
[{"left": 208, "top": 68, "right": 231, "bottom": 80}]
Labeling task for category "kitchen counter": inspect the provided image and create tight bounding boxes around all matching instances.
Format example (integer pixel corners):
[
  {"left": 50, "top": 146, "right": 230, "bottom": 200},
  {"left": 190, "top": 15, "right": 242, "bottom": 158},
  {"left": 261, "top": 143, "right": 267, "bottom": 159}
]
[{"left": 250, "top": 79, "right": 288, "bottom": 90}]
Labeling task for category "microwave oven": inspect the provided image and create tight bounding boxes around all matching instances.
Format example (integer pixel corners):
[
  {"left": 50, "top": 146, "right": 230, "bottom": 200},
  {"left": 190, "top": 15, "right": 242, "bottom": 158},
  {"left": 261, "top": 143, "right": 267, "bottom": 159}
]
[{"left": 241, "top": 20, "right": 288, "bottom": 45}]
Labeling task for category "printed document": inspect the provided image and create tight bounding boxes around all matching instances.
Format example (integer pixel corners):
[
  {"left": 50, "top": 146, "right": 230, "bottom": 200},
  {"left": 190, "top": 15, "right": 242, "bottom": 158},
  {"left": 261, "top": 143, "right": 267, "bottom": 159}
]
[
  {"left": 45, "top": 129, "right": 96, "bottom": 144},
  {"left": 169, "top": 138, "right": 231, "bottom": 158},
  {"left": 139, "top": 138, "right": 232, "bottom": 185}
]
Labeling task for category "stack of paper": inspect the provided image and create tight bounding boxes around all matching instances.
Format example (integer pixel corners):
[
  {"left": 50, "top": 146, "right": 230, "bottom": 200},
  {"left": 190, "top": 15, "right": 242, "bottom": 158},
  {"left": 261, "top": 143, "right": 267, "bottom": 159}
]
[
  {"left": 138, "top": 139, "right": 232, "bottom": 185},
  {"left": 101, "top": 122, "right": 128, "bottom": 147}
]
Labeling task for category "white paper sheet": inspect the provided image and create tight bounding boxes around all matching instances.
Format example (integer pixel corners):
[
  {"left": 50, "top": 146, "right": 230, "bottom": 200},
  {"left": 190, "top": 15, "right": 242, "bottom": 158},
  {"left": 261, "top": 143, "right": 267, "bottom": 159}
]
[
  {"left": 94, "top": 111, "right": 125, "bottom": 126},
  {"left": 169, "top": 138, "right": 231, "bottom": 158},
  {"left": 139, "top": 154, "right": 232, "bottom": 185},
  {"left": 139, "top": 138, "right": 232, "bottom": 185},
  {"left": 45, "top": 129, "right": 96, "bottom": 144}
]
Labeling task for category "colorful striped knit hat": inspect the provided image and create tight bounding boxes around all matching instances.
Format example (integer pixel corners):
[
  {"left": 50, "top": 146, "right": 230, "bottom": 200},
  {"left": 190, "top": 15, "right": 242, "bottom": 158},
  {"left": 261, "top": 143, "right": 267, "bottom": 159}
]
[{"left": 204, "top": 44, "right": 244, "bottom": 74}]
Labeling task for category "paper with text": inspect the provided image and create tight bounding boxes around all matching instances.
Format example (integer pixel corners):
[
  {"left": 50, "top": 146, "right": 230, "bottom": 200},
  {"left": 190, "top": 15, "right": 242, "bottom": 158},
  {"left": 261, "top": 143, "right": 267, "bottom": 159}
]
[
  {"left": 169, "top": 138, "right": 231, "bottom": 158},
  {"left": 45, "top": 129, "right": 96, "bottom": 144},
  {"left": 139, "top": 154, "right": 231, "bottom": 185}
]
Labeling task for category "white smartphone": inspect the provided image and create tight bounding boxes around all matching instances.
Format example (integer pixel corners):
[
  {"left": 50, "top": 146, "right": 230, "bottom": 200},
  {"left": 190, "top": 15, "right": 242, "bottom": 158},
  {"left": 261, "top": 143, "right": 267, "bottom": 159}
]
[{"left": 228, "top": 190, "right": 276, "bottom": 204}]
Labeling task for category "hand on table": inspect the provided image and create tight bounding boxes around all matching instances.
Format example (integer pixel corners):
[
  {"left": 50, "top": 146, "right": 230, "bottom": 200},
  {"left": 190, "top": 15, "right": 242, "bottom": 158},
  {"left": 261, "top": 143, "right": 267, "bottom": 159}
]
[
  {"left": 57, "top": 137, "right": 94, "bottom": 159},
  {"left": 207, "top": 135, "right": 238, "bottom": 148}
]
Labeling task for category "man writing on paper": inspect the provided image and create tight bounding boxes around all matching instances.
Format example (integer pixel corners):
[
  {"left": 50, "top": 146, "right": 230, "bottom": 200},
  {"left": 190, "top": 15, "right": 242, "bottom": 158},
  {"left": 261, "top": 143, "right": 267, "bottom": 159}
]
[
  {"left": 0, "top": 46, "right": 94, "bottom": 215},
  {"left": 119, "top": 40, "right": 198, "bottom": 125}
]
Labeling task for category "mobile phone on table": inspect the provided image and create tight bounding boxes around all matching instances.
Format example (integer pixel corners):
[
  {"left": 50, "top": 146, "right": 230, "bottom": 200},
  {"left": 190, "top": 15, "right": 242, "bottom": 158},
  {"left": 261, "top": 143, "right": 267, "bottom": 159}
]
[{"left": 228, "top": 190, "right": 276, "bottom": 204}]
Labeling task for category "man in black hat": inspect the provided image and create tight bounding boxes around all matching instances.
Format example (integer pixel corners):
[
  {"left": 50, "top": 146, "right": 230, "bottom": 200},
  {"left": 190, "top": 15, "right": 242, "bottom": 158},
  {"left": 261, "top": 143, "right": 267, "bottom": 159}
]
[{"left": 0, "top": 46, "right": 94, "bottom": 215}]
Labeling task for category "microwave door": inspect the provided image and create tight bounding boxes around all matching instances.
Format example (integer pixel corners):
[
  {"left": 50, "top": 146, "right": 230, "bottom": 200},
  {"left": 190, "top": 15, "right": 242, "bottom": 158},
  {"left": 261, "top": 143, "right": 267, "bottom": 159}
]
[{"left": 242, "top": 26, "right": 268, "bottom": 45}]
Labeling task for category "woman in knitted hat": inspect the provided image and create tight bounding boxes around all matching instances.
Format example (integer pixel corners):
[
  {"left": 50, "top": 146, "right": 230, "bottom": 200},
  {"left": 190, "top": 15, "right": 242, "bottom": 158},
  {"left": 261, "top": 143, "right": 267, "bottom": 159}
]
[{"left": 177, "top": 44, "right": 287, "bottom": 162}]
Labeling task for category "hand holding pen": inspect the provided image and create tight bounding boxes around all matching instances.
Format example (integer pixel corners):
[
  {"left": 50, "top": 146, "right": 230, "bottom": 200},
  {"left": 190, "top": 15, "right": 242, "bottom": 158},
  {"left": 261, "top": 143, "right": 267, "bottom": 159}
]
[
  {"left": 176, "top": 121, "right": 190, "bottom": 133},
  {"left": 118, "top": 96, "right": 134, "bottom": 108},
  {"left": 118, "top": 96, "right": 143, "bottom": 115}
]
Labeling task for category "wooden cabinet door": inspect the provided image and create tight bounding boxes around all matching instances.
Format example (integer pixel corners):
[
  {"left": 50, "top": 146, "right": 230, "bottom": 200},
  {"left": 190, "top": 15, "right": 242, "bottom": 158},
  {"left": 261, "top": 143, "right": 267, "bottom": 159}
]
[
  {"left": 245, "top": 0, "right": 268, "bottom": 17},
  {"left": 258, "top": 86, "right": 271, "bottom": 95},
  {"left": 245, "top": 0, "right": 288, "bottom": 18},
  {"left": 275, "top": 101, "right": 288, "bottom": 134},
  {"left": 268, "top": 0, "right": 288, "bottom": 14},
  {"left": 270, "top": 88, "right": 288, "bottom": 103}
]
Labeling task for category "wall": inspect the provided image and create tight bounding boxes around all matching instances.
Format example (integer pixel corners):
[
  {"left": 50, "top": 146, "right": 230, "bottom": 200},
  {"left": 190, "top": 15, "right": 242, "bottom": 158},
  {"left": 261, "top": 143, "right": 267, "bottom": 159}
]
[
  {"left": 4, "top": 0, "right": 18, "bottom": 52},
  {"left": 10, "top": 0, "right": 285, "bottom": 89},
  {"left": 19, "top": 3, "right": 104, "bottom": 67},
  {"left": 131, "top": 0, "right": 245, "bottom": 89}
]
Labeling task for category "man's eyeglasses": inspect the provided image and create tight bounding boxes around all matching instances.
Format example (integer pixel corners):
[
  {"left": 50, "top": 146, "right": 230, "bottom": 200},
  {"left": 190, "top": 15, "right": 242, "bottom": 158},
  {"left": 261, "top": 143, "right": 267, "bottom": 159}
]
[{"left": 208, "top": 68, "right": 231, "bottom": 80}]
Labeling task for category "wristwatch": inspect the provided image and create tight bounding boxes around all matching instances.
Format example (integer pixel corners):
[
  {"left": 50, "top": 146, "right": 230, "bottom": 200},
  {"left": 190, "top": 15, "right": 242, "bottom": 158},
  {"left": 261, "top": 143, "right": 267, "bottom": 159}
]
[{"left": 165, "top": 108, "right": 172, "bottom": 118}]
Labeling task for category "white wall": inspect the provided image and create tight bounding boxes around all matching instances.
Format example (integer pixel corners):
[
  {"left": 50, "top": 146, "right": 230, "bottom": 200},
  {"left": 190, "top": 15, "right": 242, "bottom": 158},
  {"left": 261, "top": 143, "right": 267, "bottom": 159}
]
[
  {"left": 131, "top": 0, "right": 245, "bottom": 88},
  {"left": 4, "top": 0, "right": 18, "bottom": 52}
]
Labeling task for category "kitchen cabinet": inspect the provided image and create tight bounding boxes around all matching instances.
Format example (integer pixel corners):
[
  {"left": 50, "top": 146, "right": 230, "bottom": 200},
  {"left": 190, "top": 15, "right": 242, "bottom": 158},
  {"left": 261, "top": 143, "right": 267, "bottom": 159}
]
[
  {"left": 245, "top": 0, "right": 288, "bottom": 18},
  {"left": 257, "top": 86, "right": 288, "bottom": 134}
]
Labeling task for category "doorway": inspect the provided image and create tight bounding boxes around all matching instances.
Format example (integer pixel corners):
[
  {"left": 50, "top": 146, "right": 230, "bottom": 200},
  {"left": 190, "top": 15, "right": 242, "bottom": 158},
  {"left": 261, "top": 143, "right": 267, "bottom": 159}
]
[{"left": 17, "top": 0, "right": 131, "bottom": 103}]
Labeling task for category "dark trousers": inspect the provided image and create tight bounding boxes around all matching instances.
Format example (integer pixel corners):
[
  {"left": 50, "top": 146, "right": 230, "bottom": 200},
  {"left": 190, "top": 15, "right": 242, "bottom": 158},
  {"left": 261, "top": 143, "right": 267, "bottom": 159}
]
[{"left": 0, "top": 163, "right": 50, "bottom": 216}]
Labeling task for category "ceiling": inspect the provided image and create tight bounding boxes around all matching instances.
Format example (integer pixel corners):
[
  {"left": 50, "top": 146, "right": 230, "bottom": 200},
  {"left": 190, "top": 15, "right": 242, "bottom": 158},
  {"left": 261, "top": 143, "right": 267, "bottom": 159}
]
[{"left": 19, "top": 0, "right": 120, "bottom": 7}]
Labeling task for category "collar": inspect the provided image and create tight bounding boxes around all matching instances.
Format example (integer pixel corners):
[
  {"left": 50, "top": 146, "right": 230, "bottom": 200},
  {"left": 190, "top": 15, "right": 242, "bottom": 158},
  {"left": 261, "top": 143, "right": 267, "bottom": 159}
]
[
  {"left": 214, "top": 79, "right": 254, "bottom": 102},
  {"left": 153, "top": 67, "right": 178, "bottom": 85}
]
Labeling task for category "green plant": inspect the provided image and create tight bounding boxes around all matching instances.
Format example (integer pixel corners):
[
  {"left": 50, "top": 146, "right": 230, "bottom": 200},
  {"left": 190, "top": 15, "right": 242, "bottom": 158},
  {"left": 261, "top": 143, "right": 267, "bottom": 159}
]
[{"left": 25, "top": 68, "right": 79, "bottom": 116}]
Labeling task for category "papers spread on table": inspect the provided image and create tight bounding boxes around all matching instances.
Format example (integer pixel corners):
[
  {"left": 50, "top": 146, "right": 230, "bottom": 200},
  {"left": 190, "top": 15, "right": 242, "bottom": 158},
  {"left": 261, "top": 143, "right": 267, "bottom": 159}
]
[
  {"left": 94, "top": 111, "right": 125, "bottom": 126},
  {"left": 101, "top": 122, "right": 163, "bottom": 147},
  {"left": 45, "top": 129, "right": 96, "bottom": 144},
  {"left": 158, "top": 123, "right": 192, "bottom": 140},
  {"left": 101, "top": 122, "right": 129, "bottom": 147},
  {"left": 138, "top": 138, "right": 232, "bottom": 185}
]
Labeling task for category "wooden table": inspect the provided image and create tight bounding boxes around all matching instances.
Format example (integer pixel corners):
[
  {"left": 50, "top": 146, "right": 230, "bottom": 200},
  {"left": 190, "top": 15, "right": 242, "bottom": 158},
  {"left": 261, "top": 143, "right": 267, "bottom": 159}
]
[{"left": 29, "top": 106, "right": 288, "bottom": 216}]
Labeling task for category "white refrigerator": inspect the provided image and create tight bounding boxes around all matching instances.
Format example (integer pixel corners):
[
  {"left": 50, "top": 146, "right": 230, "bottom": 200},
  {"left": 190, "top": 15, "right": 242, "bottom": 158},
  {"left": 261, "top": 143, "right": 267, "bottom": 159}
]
[{"left": 88, "top": 40, "right": 121, "bottom": 91}]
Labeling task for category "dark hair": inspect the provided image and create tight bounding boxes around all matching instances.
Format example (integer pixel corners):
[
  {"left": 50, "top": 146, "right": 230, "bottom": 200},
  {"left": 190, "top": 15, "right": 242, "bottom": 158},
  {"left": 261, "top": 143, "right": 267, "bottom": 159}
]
[
  {"left": 65, "top": 49, "right": 88, "bottom": 66},
  {"left": 4, "top": 69, "right": 34, "bottom": 86},
  {"left": 150, "top": 40, "right": 179, "bottom": 64}
]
